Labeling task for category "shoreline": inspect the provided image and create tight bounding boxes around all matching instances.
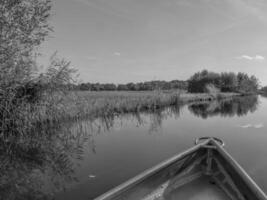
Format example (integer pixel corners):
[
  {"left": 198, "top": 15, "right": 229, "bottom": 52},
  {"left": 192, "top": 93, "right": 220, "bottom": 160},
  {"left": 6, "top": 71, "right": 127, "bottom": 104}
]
[
  {"left": 41, "top": 91, "right": 242, "bottom": 122},
  {"left": 179, "top": 92, "right": 240, "bottom": 103}
]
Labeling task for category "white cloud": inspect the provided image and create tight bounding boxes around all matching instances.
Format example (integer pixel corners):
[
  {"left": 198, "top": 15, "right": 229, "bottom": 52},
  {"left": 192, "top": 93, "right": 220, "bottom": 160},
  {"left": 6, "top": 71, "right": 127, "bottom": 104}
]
[
  {"left": 114, "top": 52, "right": 121, "bottom": 56},
  {"left": 255, "top": 55, "right": 265, "bottom": 61},
  {"left": 239, "top": 124, "right": 252, "bottom": 128},
  {"left": 240, "top": 55, "right": 254, "bottom": 60},
  {"left": 237, "top": 55, "right": 265, "bottom": 61},
  {"left": 238, "top": 123, "right": 264, "bottom": 129},
  {"left": 88, "top": 174, "right": 96, "bottom": 178}
]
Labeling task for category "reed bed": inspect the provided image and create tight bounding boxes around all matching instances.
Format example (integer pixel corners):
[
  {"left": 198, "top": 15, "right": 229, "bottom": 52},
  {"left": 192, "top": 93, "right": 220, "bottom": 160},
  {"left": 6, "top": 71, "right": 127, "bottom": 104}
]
[{"left": 35, "top": 90, "right": 240, "bottom": 122}]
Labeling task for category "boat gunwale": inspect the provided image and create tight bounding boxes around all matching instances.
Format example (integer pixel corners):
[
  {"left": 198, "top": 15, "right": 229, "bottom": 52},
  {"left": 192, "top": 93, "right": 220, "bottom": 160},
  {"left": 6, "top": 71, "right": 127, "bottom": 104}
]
[
  {"left": 211, "top": 139, "right": 267, "bottom": 200},
  {"left": 94, "top": 140, "right": 209, "bottom": 200}
]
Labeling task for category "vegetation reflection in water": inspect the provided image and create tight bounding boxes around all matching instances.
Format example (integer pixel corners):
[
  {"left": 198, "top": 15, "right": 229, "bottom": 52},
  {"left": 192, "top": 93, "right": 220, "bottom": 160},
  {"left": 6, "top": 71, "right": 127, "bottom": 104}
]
[
  {"left": 188, "top": 95, "right": 259, "bottom": 119},
  {"left": 0, "top": 96, "right": 259, "bottom": 200},
  {"left": 0, "top": 107, "right": 181, "bottom": 200},
  {"left": 0, "top": 120, "right": 89, "bottom": 200}
]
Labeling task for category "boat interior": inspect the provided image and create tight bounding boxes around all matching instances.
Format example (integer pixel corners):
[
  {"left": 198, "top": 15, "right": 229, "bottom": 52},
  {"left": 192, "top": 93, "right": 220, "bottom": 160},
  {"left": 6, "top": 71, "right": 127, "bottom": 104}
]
[
  {"left": 165, "top": 175, "right": 229, "bottom": 200},
  {"left": 95, "top": 138, "right": 267, "bottom": 200},
  {"left": 139, "top": 141, "right": 246, "bottom": 200}
]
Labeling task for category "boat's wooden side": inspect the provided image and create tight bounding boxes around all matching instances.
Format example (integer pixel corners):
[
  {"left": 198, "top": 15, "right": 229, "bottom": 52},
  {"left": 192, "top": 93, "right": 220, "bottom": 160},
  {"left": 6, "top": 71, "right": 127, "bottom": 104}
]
[
  {"left": 94, "top": 138, "right": 267, "bottom": 200},
  {"left": 211, "top": 139, "right": 267, "bottom": 200}
]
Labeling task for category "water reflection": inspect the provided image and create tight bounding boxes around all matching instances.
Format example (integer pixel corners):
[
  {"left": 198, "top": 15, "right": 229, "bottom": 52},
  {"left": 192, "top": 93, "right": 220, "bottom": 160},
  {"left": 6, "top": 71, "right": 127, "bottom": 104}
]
[
  {"left": 0, "top": 95, "right": 260, "bottom": 200},
  {"left": 188, "top": 95, "right": 259, "bottom": 119},
  {"left": 147, "top": 106, "right": 181, "bottom": 135},
  {"left": 0, "top": 103, "right": 184, "bottom": 199},
  {"left": 0, "top": 121, "right": 89, "bottom": 200}
]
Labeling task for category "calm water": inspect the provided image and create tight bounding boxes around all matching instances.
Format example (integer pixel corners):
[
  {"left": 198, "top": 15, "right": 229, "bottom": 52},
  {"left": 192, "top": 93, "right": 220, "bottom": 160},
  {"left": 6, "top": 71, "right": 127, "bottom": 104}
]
[
  {"left": 2, "top": 95, "right": 267, "bottom": 200},
  {"left": 52, "top": 95, "right": 267, "bottom": 199}
]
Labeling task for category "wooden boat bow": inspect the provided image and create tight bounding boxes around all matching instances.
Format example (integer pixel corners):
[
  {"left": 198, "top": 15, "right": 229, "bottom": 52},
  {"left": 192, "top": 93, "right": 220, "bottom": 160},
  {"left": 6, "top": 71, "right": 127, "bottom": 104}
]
[{"left": 95, "top": 137, "right": 267, "bottom": 200}]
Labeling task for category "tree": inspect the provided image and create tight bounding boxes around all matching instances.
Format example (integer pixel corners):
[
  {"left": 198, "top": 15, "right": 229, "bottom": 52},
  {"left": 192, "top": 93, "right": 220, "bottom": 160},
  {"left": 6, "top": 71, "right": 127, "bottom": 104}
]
[
  {"left": 220, "top": 72, "right": 238, "bottom": 92},
  {"left": 188, "top": 70, "right": 221, "bottom": 93},
  {"left": 261, "top": 86, "right": 267, "bottom": 95},
  {"left": 117, "top": 84, "right": 128, "bottom": 91},
  {"left": 126, "top": 82, "right": 136, "bottom": 90},
  {"left": 237, "top": 72, "right": 249, "bottom": 85},
  {"left": 236, "top": 73, "right": 259, "bottom": 94},
  {"left": 80, "top": 83, "right": 91, "bottom": 91},
  {"left": 249, "top": 75, "right": 259, "bottom": 91},
  {"left": 0, "top": 0, "right": 77, "bottom": 157},
  {"left": 103, "top": 83, "right": 117, "bottom": 91},
  {"left": 0, "top": 0, "right": 52, "bottom": 84},
  {"left": 1, "top": 0, "right": 53, "bottom": 140},
  {"left": 188, "top": 70, "right": 258, "bottom": 93}
]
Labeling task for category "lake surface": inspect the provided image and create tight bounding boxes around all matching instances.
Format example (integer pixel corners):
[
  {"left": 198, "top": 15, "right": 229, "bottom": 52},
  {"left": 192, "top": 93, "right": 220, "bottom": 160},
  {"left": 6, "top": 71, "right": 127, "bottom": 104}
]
[
  {"left": 2, "top": 95, "right": 267, "bottom": 200},
  {"left": 52, "top": 95, "right": 267, "bottom": 199}
]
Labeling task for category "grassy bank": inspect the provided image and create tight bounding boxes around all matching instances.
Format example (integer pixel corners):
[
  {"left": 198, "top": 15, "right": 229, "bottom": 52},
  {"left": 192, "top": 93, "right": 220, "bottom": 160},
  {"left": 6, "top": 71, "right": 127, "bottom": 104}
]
[{"left": 38, "top": 91, "right": 240, "bottom": 122}]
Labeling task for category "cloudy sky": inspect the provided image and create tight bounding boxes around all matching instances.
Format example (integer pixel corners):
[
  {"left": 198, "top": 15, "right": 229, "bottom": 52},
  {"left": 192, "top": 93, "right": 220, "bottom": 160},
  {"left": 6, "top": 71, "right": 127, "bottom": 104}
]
[{"left": 39, "top": 0, "right": 267, "bottom": 85}]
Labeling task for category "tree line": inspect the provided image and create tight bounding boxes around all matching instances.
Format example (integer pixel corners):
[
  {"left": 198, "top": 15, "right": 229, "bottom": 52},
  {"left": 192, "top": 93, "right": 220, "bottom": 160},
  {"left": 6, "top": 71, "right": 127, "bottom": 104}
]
[
  {"left": 76, "top": 70, "right": 259, "bottom": 93},
  {"left": 188, "top": 70, "right": 259, "bottom": 93}
]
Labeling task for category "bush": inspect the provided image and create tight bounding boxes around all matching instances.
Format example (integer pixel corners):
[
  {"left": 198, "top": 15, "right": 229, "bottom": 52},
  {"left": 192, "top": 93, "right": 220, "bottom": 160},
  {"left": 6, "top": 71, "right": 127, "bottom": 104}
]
[
  {"left": 15, "top": 82, "right": 44, "bottom": 103},
  {"left": 204, "top": 84, "right": 220, "bottom": 94}
]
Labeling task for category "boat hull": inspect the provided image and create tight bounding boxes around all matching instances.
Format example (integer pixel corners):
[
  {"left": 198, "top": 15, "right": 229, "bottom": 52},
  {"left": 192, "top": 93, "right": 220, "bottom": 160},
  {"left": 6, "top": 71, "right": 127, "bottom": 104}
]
[{"left": 95, "top": 138, "right": 267, "bottom": 200}]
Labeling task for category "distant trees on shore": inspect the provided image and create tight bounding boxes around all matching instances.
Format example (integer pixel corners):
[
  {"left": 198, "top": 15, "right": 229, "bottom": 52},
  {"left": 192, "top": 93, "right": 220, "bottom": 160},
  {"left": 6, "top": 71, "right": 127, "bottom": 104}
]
[
  {"left": 76, "top": 70, "right": 259, "bottom": 93},
  {"left": 188, "top": 70, "right": 259, "bottom": 93},
  {"left": 260, "top": 86, "right": 267, "bottom": 95},
  {"left": 78, "top": 80, "right": 188, "bottom": 91}
]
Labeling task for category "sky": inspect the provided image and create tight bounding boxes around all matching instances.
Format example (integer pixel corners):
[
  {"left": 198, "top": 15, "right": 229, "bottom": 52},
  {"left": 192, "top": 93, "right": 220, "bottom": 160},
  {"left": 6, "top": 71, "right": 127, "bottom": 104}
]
[{"left": 38, "top": 0, "right": 267, "bottom": 85}]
